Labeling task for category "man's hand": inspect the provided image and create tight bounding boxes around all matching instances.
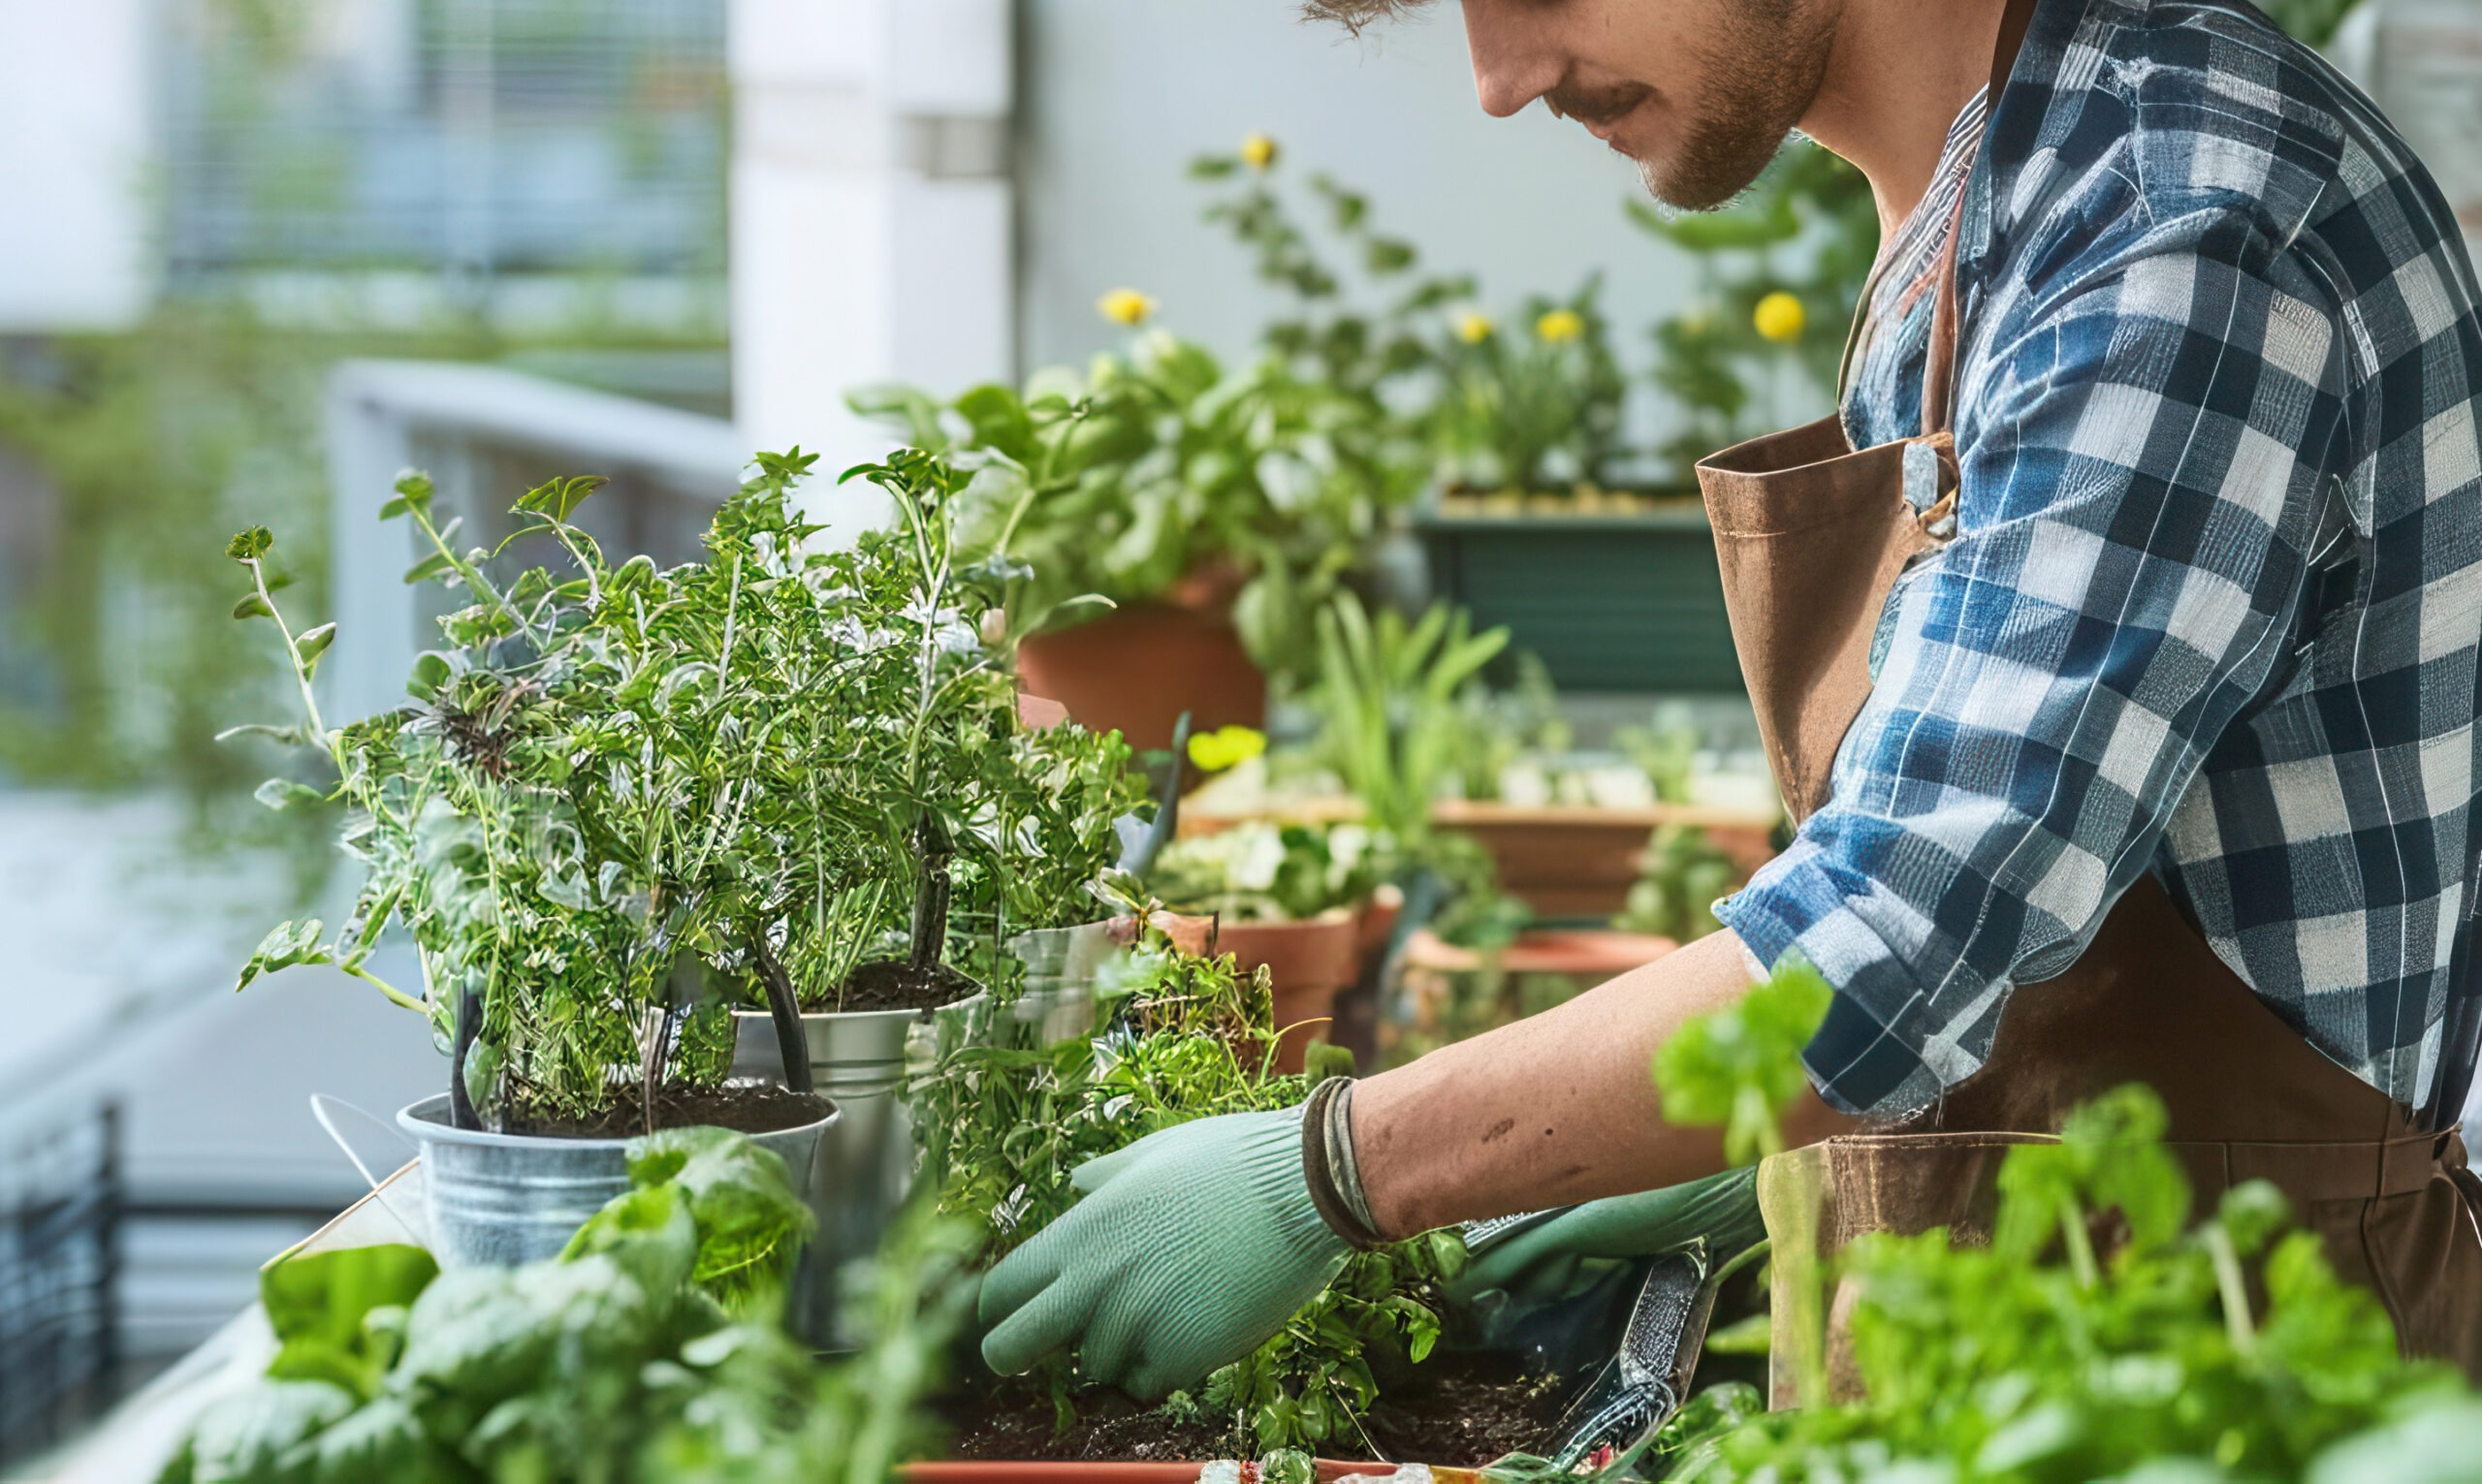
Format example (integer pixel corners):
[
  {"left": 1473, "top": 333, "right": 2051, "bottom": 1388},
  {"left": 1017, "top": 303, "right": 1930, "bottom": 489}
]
[
  {"left": 1452, "top": 1168, "right": 1765, "bottom": 1309},
  {"left": 977, "top": 1107, "right": 1348, "bottom": 1401}
]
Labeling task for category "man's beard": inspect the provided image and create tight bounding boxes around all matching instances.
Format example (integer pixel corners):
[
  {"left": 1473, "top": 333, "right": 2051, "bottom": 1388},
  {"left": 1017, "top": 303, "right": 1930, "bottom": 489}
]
[{"left": 1556, "top": 0, "right": 1837, "bottom": 211}]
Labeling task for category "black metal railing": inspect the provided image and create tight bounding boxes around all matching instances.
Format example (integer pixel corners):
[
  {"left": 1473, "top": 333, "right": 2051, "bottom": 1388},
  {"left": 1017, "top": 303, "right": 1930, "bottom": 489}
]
[{"left": 0, "top": 1102, "right": 122, "bottom": 1468}]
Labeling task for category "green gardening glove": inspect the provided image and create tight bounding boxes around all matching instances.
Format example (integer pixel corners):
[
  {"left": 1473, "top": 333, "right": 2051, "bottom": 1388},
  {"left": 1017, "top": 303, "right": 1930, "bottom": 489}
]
[
  {"left": 1451, "top": 1167, "right": 1765, "bottom": 1311},
  {"left": 978, "top": 1107, "right": 1349, "bottom": 1401}
]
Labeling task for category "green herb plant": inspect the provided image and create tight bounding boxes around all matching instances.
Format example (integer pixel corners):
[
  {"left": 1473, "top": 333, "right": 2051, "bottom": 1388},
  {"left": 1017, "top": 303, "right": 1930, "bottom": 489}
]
[
  {"left": 915, "top": 943, "right": 1465, "bottom": 1453},
  {"left": 849, "top": 329, "right": 1413, "bottom": 691},
  {"left": 1639, "top": 954, "right": 2482, "bottom": 1484},
  {"left": 1144, "top": 819, "right": 1395, "bottom": 925},
  {"left": 160, "top": 1129, "right": 978, "bottom": 1484},
  {"left": 1310, "top": 592, "right": 1510, "bottom": 847},
  {"left": 1614, "top": 825, "right": 1740, "bottom": 945},
  {"left": 225, "top": 447, "right": 1140, "bottom": 1131}
]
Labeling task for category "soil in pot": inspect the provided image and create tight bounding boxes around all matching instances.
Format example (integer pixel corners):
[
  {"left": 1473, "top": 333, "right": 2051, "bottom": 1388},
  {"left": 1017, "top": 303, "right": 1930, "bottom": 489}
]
[
  {"left": 498, "top": 1082, "right": 833, "bottom": 1140},
  {"left": 829, "top": 960, "right": 984, "bottom": 1014},
  {"left": 937, "top": 1352, "right": 1565, "bottom": 1468}
]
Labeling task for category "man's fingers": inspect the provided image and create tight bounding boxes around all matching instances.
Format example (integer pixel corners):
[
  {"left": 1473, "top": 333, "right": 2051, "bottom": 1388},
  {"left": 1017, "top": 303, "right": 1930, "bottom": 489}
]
[
  {"left": 1075, "top": 1298, "right": 1145, "bottom": 1391},
  {"left": 1461, "top": 1218, "right": 1574, "bottom": 1293},
  {"left": 978, "top": 1227, "right": 1066, "bottom": 1327},
  {"left": 1121, "top": 1347, "right": 1199, "bottom": 1405},
  {"left": 980, "top": 1266, "right": 1100, "bottom": 1377}
]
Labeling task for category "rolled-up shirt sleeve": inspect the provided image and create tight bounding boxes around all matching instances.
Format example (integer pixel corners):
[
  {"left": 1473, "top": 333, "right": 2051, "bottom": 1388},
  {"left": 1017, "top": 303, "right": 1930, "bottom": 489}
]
[{"left": 1714, "top": 206, "right": 2349, "bottom": 1115}]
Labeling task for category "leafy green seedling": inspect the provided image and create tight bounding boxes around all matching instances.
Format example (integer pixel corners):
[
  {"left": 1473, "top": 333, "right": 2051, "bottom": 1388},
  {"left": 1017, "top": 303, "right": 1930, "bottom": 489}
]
[{"left": 1652, "top": 951, "right": 1832, "bottom": 1165}]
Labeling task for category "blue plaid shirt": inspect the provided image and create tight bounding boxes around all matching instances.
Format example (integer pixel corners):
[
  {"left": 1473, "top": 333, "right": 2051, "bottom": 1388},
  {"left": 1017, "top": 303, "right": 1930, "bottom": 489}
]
[{"left": 1715, "top": 0, "right": 2482, "bottom": 1124}]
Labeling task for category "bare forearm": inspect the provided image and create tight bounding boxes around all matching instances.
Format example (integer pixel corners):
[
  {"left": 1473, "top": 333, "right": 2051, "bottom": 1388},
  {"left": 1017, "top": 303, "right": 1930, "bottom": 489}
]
[{"left": 1350, "top": 930, "right": 1852, "bottom": 1235}]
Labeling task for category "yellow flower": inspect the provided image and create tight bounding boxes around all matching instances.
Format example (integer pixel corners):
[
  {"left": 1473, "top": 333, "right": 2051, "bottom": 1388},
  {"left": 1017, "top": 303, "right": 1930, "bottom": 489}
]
[
  {"left": 1535, "top": 308, "right": 1585, "bottom": 343},
  {"left": 1240, "top": 133, "right": 1279, "bottom": 172},
  {"left": 1187, "top": 725, "right": 1268, "bottom": 774},
  {"left": 1753, "top": 290, "right": 1806, "bottom": 343},
  {"left": 1097, "top": 288, "right": 1157, "bottom": 327},
  {"left": 1455, "top": 311, "right": 1495, "bottom": 344}
]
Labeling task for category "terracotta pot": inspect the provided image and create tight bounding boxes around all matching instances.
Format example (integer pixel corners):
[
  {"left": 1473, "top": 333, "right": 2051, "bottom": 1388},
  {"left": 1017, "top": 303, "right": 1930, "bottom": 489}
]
[
  {"left": 1015, "top": 601, "right": 1266, "bottom": 753},
  {"left": 1213, "top": 908, "right": 1361, "bottom": 1074}
]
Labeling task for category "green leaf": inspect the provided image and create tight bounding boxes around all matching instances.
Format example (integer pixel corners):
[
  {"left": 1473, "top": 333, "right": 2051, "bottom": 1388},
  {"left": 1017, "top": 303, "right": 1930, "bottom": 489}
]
[
  {"left": 263, "top": 1246, "right": 438, "bottom": 1351},
  {"left": 255, "top": 778, "right": 329, "bottom": 813},
  {"left": 1652, "top": 951, "right": 1833, "bottom": 1164},
  {"left": 227, "top": 526, "right": 274, "bottom": 561},
  {"left": 237, "top": 920, "right": 331, "bottom": 992},
  {"left": 295, "top": 623, "right": 336, "bottom": 668},
  {"left": 514, "top": 474, "right": 608, "bottom": 522},
  {"left": 405, "top": 653, "right": 451, "bottom": 702},
  {"left": 182, "top": 1379, "right": 352, "bottom": 1484},
  {"left": 215, "top": 723, "right": 316, "bottom": 749},
  {"left": 234, "top": 593, "right": 275, "bottom": 620},
  {"left": 383, "top": 470, "right": 435, "bottom": 521},
  {"left": 262, "top": 1246, "right": 438, "bottom": 1404},
  {"left": 401, "top": 552, "right": 453, "bottom": 585}
]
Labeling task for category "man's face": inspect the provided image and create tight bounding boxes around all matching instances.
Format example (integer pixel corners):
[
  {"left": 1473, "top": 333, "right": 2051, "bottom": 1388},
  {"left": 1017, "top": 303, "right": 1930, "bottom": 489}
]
[{"left": 1460, "top": 0, "right": 1840, "bottom": 210}]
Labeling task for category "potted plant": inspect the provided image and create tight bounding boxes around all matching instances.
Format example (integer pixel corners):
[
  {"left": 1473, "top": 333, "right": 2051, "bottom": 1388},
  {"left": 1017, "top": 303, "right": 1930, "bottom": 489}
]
[
  {"left": 222, "top": 472, "right": 840, "bottom": 1269},
  {"left": 1140, "top": 819, "right": 1393, "bottom": 1072},
  {"left": 552, "top": 447, "right": 1145, "bottom": 1342},
  {"left": 914, "top": 942, "right": 1582, "bottom": 1469},
  {"left": 849, "top": 141, "right": 1443, "bottom": 751}
]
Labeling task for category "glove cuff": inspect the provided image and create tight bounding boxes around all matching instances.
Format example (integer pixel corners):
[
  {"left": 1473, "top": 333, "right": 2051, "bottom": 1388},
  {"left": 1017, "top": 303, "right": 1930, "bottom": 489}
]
[{"left": 1301, "top": 1077, "right": 1388, "bottom": 1250}]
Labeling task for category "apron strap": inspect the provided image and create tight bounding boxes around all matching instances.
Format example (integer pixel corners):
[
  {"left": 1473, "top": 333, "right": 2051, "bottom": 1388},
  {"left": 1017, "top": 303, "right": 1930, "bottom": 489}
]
[{"left": 1918, "top": 0, "right": 2039, "bottom": 437}]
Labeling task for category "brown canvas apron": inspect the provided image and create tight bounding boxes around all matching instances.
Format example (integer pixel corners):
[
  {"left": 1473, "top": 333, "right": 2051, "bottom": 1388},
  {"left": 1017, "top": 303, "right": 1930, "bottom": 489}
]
[{"left": 1693, "top": 28, "right": 2482, "bottom": 1394}]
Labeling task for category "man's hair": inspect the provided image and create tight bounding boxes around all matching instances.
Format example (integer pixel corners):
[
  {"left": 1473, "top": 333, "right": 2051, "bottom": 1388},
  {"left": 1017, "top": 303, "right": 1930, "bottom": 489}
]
[{"left": 1301, "top": 0, "right": 1432, "bottom": 33}]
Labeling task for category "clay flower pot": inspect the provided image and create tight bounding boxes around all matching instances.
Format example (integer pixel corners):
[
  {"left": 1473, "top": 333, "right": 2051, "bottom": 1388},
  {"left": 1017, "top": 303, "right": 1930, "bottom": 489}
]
[
  {"left": 1212, "top": 907, "right": 1362, "bottom": 1074},
  {"left": 1015, "top": 600, "right": 1265, "bottom": 753}
]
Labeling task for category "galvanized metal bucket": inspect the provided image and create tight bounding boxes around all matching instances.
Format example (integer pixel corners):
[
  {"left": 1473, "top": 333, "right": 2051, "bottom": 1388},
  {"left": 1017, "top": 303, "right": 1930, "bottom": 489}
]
[
  {"left": 398, "top": 1087, "right": 838, "bottom": 1268},
  {"left": 1002, "top": 921, "right": 1118, "bottom": 1049},
  {"left": 730, "top": 995, "right": 984, "bottom": 1344}
]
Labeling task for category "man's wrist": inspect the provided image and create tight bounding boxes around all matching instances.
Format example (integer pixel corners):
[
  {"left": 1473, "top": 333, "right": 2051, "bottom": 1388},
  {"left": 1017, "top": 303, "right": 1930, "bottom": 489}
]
[{"left": 1300, "top": 1077, "right": 1389, "bottom": 1249}]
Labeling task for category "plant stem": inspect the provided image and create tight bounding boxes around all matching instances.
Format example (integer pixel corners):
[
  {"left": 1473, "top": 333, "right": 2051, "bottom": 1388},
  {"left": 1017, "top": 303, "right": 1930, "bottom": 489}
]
[
  {"left": 342, "top": 963, "right": 427, "bottom": 1014},
  {"left": 2059, "top": 1201, "right": 2101, "bottom": 1290},
  {"left": 750, "top": 933, "right": 815, "bottom": 1095},
  {"left": 247, "top": 558, "right": 344, "bottom": 777},
  {"left": 2206, "top": 1224, "right": 2257, "bottom": 1354}
]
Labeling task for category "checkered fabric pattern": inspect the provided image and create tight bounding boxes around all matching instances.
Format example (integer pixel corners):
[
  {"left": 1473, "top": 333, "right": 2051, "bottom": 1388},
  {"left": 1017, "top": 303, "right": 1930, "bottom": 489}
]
[{"left": 1715, "top": 0, "right": 2482, "bottom": 1123}]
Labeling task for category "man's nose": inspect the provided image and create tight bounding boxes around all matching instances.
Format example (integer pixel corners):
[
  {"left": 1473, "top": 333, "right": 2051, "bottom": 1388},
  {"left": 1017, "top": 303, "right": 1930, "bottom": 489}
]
[{"left": 1461, "top": 0, "right": 1566, "bottom": 119}]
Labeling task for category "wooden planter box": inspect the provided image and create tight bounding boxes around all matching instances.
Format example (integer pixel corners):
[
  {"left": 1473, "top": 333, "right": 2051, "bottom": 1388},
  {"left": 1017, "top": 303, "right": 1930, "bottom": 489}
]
[
  {"left": 1432, "top": 799, "right": 1777, "bottom": 920},
  {"left": 1414, "top": 490, "right": 1742, "bottom": 693}
]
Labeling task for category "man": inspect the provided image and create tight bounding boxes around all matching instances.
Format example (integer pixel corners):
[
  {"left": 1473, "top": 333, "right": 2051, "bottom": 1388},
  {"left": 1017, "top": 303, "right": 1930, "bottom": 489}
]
[{"left": 980, "top": 0, "right": 2482, "bottom": 1400}]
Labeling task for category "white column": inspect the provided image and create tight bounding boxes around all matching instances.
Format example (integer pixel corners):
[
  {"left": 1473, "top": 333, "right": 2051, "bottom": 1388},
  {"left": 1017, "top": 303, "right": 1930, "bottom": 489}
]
[
  {"left": 728, "top": 0, "right": 1015, "bottom": 542},
  {"left": 0, "top": 0, "right": 153, "bottom": 330}
]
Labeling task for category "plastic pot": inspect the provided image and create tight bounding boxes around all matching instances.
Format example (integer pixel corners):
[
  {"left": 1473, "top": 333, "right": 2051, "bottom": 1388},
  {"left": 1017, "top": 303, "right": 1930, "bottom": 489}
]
[
  {"left": 397, "top": 1087, "right": 837, "bottom": 1268},
  {"left": 729, "top": 994, "right": 983, "bottom": 1344},
  {"left": 1015, "top": 600, "right": 1265, "bottom": 753}
]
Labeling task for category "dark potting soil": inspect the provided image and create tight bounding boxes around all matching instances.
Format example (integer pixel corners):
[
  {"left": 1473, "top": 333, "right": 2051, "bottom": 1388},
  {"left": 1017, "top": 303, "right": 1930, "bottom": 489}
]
[
  {"left": 828, "top": 959, "right": 981, "bottom": 1013},
  {"left": 938, "top": 1354, "right": 1567, "bottom": 1468},
  {"left": 497, "top": 1082, "right": 832, "bottom": 1140}
]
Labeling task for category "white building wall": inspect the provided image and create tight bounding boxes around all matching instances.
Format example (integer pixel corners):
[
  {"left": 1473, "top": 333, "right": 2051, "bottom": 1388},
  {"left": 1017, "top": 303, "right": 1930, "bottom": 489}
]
[
  {"left": 729, "top": 0, "right": 1014, "bottom": 540},
  {"left": 0, "top": 0, "right": 154, "bottom": 330},
  {"left": 1017, "top": 2, "right": 1702, "bottom": 395}
]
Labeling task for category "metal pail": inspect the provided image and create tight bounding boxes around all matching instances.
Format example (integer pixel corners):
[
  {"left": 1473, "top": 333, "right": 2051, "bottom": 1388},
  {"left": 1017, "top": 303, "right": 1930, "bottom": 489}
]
[{"left": 398, "top": 1087, "right": 837, "bottom": 1268}]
